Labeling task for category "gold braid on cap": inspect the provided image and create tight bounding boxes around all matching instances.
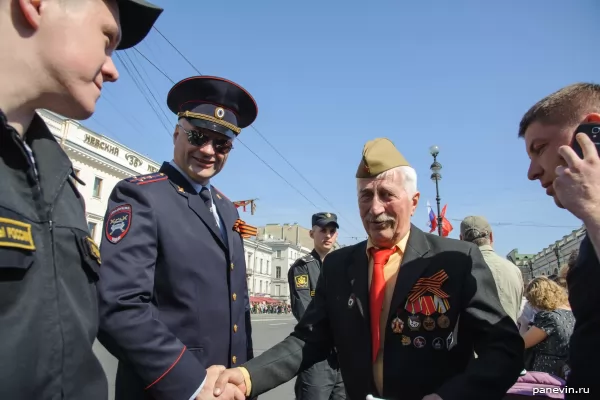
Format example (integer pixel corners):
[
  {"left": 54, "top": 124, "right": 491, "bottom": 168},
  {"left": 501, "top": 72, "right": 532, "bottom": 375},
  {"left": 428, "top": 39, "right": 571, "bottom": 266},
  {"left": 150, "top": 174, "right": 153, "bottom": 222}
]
[{"left": 177, "top": 110, "right": 241, "bottom": 134}]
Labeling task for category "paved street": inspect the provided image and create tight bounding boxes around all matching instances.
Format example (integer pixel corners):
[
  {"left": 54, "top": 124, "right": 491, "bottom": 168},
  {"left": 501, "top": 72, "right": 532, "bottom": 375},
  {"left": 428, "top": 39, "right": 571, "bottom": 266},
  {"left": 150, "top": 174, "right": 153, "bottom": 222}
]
[{"left": 94, "top": 313, "right": 297, "bottom": 400}]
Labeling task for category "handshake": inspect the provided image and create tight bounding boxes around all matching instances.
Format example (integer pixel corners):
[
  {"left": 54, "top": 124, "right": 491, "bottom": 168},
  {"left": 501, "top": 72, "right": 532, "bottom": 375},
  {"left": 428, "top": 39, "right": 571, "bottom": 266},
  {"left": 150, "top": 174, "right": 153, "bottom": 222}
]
[{"left": 196, "top": 365, "right": 250, "bottom": 400}]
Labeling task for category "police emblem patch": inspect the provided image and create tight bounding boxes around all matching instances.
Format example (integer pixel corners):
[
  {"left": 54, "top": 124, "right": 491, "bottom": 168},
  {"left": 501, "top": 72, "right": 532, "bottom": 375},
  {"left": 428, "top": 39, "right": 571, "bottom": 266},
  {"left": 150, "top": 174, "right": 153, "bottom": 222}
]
[
  {"left": 295, "top": 274, "right": 309, "bottom": 289},
  {"left": 105, "top": 204, "right": 132, "bottom": 244}
]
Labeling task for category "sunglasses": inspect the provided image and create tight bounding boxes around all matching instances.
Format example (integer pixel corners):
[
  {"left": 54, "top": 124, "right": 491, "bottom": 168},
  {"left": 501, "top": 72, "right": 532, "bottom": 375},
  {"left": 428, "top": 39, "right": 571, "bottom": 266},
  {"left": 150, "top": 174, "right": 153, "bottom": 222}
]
[{"left": 178, "top": 124, "right": 234, "bottom": 154}]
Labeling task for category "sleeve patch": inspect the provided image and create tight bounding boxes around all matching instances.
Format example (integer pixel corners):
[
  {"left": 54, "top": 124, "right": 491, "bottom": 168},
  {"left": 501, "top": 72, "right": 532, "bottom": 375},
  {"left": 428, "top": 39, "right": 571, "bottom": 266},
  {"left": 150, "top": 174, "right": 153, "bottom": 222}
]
[
  {"left": 105, "top": 204, "right": 132, "bottom": 244},
  {"left": 294, "top": 274, "right": 309, "bottom": 289},
  {"left": 84, "top": 236, "right": 101, "bottom": 264},
  {"left": 0, "top": 217, "right": 35, "bottom": 250}
]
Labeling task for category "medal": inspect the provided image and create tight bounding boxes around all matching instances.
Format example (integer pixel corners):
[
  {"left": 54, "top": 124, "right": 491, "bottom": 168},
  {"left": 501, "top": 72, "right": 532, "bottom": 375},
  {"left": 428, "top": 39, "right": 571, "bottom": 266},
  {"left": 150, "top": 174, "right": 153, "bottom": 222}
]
[
  {"left": 437, "top": 314, "right": 450, "bottom": 329},
  {"left": 408, "top": 315, "right": 421, "bottom": 330},
  {"left": 401, "top": 335, "right": 411, "bottom": 346},
  {"left": 390, "top": 317, "right": 404, "bottom": 334},
  {"left": 413, "top": 336, "right": 426, "bottom": 349},
  {"left": 432, "top": 337, "right": 444, "bottom": 350},
  {"left": 423, "top": 316, "right": 436, "bottom": 331}
]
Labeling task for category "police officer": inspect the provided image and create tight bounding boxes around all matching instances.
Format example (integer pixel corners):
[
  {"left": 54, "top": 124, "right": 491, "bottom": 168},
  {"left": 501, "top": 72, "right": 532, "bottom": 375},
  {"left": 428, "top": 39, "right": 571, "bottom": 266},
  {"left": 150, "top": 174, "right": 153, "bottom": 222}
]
[
  {"left": 0, "top": 1, "right": 161, "bottom": 399},
  {"left": 288, "top": 212, "right": 346, "bottom": 400},
  {"left": 97, "top": 76, "right": 257, "bottom": 400}
]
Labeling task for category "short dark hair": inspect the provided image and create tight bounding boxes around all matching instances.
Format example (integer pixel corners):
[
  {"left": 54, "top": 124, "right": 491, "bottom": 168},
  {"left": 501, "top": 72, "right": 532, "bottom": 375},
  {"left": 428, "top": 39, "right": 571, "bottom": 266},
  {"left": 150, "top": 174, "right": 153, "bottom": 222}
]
[{"left": 518, "top": 83, "right": 600, "bottom": 138}]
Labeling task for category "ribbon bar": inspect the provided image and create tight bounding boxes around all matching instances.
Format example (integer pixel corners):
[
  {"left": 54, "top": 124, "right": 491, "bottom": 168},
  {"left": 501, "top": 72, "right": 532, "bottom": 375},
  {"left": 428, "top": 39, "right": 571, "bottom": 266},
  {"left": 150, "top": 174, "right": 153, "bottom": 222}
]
[
  {"left": 233, "top": 219, "right": 258, "bottom": 238},
  {"left": 407, "top": 270, "right": 449, "bottom": 303}
]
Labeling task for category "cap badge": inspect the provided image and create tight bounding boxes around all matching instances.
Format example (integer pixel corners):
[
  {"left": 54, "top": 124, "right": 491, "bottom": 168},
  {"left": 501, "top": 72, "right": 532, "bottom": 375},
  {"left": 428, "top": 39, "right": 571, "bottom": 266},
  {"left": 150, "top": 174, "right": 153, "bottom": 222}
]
[
  {"left": 215, "top": 107, "right": 225, "bottom": 119},
  {"left": 325, "top": 213, "right": 331, "bottom": 218}
]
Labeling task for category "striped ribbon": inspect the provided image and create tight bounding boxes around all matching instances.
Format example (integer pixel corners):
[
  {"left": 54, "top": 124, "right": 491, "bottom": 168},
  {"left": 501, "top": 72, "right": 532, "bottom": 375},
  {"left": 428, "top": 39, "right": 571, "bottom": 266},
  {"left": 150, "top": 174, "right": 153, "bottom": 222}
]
[{"left": 407, "top": 270, "right": 449, "bottom": 303}]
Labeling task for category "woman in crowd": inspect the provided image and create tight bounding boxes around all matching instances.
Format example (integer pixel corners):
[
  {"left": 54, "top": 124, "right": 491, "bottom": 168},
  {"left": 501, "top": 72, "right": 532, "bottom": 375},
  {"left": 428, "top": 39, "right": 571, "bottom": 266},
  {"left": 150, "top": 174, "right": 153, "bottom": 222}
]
[{"left": 521, "top": 277, "right": 575, "bottom": 377}]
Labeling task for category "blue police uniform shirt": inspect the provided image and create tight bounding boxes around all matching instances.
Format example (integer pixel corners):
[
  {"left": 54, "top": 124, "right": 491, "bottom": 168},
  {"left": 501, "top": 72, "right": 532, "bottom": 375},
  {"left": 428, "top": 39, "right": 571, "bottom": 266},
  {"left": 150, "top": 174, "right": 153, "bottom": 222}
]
[{"left": 168, "top": 160, "right": 227, "bottom": 241}]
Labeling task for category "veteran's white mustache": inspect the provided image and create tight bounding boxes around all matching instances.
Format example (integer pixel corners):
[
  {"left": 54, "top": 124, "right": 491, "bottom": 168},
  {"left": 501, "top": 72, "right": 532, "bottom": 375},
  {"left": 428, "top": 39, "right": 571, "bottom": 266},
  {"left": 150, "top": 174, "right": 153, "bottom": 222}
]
[{"left": 366, "top": 213, "right": 395, "bottom": 224}]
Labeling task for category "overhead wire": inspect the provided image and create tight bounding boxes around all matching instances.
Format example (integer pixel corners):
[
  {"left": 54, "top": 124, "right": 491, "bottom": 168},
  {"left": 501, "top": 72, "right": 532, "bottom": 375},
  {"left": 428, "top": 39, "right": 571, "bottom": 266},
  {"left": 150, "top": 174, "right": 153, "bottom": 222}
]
[
  {"left": 114, "top": 52, "right": 172, "bottom": 137},
  {"left": 150, "top": 26, "right": 363, "bottom": 234}
]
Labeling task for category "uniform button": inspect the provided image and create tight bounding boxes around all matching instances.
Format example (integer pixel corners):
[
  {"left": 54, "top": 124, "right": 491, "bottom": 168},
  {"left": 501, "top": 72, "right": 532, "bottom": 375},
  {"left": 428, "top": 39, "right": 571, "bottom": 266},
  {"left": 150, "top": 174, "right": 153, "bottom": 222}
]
[
  {"left": 230, "top": 262, "right": 234, "bottom": 270},
  {"left": 233, "top": 324, "right": 238, "bottom": 333},
  {"left": 232, "top": 293, "right": 237, "bottom": 301},
  {"left": 232, "top": 356, "right": 237, "bottom": 364}
]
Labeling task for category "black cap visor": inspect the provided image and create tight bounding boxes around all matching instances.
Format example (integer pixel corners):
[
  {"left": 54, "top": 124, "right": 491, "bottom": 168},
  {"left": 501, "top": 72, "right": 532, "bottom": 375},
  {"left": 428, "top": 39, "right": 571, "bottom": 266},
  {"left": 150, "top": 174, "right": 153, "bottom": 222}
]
[
  {"left": 117, "top": 0, "right": 163, "bottom": 50},
  {"left": 184, "top": 118, "right": 237, "bottom": 141},
  {"left": 315, "top": 219, "right": 339, "bottom": 229}
]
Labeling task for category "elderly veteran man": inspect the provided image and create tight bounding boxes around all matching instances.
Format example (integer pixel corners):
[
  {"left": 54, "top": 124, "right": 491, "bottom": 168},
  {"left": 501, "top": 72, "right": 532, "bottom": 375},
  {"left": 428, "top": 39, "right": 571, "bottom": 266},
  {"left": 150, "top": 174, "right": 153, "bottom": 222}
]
[
  {"left": 213, "top": 138, "right": 524, "bottom": 400},
  {"left": 97, "top": 76, "right": 257, "bottom": 400}
]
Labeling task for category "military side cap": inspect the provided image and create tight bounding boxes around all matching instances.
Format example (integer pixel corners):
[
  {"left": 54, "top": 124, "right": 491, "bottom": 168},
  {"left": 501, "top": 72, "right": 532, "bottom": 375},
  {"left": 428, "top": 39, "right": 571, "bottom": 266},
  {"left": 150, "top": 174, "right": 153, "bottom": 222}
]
[
  {"left": 117, "top": 0, "right": 163, "bottom": 50},
  {"left": 460, "top": 216, "right": 492, "bottom": 242},
  {"left": 312, "top": 212, "right": 339, "bottom": 228},
  {"left": 167, "top": 76, "right": 258, "bottom": 140},
  {"left": 356, "top": 138, "right": 410, "bottom": 178}
]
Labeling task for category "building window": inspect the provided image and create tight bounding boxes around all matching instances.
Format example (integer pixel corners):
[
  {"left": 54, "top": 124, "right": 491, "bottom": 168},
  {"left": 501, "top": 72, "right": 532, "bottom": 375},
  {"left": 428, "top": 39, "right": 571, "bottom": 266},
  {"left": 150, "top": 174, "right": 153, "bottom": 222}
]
[
  {"left": 276, "top": 285, "right": 281, "bottom": 296},
  {"left": 267, "top": 260, "right": 271, "bottom": 275},
  {"left": 247, "top": 253, "right": 252, "bottom": 269},
  {"left": 87, "top": 221, "right": 97, "bottom": 238},
  {"left": 260, "top": 259, "right": 263, "bottom": 273},
  {"left": 276, "top": 250, "right": 281, "bottom": 258},
  {"left": 276, "top": 267, "right": 281, "bottom": 279},
  {"left": 92, "top": 177, "right": 103, "bottom": 198},
  {"left": 260, "top": 281, "right": 263, "bottom": 293}
]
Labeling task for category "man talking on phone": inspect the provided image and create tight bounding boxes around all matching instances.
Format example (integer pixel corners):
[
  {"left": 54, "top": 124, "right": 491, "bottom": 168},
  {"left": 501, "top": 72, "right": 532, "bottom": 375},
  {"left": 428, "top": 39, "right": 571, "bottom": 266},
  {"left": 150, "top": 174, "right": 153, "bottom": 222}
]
[{"left": 519, "top": 83, "right": 600, "bottom": 396}]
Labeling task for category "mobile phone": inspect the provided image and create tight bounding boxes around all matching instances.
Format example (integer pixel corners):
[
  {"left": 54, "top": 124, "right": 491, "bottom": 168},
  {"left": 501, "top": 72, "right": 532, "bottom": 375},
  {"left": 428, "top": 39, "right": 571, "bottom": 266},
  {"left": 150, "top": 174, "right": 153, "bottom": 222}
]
[{"left": 572, "top": 122, "right": 600, "bottom": 158}]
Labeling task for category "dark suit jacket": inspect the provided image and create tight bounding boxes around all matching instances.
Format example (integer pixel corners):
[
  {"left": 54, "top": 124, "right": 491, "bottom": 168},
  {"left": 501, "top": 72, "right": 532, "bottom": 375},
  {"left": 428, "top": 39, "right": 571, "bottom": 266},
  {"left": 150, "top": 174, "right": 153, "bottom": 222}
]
[
  {"left": 97, "top": 163, "right": 253, "bottom": 400},
  {"left": 242, "top": 225, "right": 523, "bottom": 400}
]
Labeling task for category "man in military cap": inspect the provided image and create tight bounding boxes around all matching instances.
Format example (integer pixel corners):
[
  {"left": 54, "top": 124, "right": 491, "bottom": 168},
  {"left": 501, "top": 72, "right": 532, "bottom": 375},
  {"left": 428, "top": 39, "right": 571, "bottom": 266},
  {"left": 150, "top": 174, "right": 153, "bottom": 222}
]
[
  {"left": 213, "top": 138, "right": 524, "bottom": 400},
  {"left": 97, "top": 76, "right": 257, "bottom": 400},
  {"left": 460, "top": 216, "right": 523, "bottom": 324},
  {"left": 0, "top": 1, "right": 161, "bottom": 399},
  {"left": 288, "top": 212, "right": 345, "bottom": 400}
]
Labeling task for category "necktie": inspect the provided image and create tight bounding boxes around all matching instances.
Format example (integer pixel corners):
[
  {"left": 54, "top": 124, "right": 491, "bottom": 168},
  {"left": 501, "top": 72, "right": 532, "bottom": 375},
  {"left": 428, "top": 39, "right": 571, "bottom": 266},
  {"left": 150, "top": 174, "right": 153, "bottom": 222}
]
[
  {"left": 199, "top": 187, "right": 218, "bottom": 227},
  {"left": 369, "top": 246, "right": 396, "bottom": 363}
]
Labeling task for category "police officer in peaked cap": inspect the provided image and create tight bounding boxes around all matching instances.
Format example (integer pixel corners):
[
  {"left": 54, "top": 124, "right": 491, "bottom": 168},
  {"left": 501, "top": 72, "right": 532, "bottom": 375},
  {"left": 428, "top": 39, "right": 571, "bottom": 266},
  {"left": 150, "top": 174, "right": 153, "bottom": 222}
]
[
  {"left": 288, "top": 212, "right": 346, "bottom": 400},
  {"left": 97, "top": 76, "right": 257, "bottom": 400},
  {"left": 0, "top": 0, "right": 161, "bottom": 399}
]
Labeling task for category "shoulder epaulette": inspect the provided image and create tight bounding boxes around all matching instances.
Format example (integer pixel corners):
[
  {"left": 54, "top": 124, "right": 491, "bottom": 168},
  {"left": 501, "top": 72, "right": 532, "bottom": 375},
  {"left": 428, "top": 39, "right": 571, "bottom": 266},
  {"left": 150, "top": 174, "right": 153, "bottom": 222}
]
[
  {"left": 294, "top": 254, "right": 314, "bottom": 265},
  {"left": 125, "top": 172, "right": 168, "bottom": 185},
  {"left": 211, "top": 186, "right": 229, "bottom": 201}
]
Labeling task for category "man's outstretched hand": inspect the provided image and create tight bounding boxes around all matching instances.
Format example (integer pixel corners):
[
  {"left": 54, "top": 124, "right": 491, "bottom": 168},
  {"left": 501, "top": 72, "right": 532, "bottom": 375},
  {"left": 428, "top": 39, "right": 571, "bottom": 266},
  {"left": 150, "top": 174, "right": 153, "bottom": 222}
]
[
  {"left": 213, "top": 368, "right": 247, "bottom": 398},
  {"left": 196, "top": 365, "right": 245, "bottom": 400}
]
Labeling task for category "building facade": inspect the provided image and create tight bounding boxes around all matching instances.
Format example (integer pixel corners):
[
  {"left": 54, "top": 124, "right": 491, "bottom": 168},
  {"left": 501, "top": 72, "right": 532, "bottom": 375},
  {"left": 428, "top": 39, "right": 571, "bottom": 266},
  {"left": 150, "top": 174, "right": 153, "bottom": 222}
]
[
  {"left": 243, "top": 239, "right": 273, "bottom": 297},
  {"left": 264, "top": 238, "right": 311, "bottom": 303},
  {"left": 506, "top": 226, "right": 586, "bottom": 280},
  {"left": 38, "top": 109, "right": 161, "bottom": 244}
]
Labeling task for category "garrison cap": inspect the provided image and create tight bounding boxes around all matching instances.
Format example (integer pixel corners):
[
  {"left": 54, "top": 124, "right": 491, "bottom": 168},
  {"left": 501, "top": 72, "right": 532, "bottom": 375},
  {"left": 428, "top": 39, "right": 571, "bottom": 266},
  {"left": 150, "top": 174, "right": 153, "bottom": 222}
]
[
  {"left": 356, "top": 138, "right": 410, "bottom": 178},
  {"left": 460, "top": 216, "right": 492, "bottom": 242},
  {"left": 117, "top": 0, "right": 163, "bottom": 50},
  {"left": 167, "top": 76, "right": 258, "bottom": 141},
  {"left": 312, "top": 212, "right": 339, "bottom": 229}
]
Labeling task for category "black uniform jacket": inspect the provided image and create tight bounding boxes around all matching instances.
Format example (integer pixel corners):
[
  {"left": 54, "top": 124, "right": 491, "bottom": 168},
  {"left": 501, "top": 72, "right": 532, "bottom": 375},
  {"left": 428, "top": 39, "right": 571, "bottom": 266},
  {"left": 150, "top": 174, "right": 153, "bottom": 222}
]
[
  {"left": 0, "top": 113, "right": 107, "bottom": 399},
  {"left": 242, "top": 225, "right": 524, "bottom": 400},
  {"left": 97, "top": 162, "right": 253, "bottom": 400},
  {"left": 288, "top": 250, "right": 322, "bottom": 321}
]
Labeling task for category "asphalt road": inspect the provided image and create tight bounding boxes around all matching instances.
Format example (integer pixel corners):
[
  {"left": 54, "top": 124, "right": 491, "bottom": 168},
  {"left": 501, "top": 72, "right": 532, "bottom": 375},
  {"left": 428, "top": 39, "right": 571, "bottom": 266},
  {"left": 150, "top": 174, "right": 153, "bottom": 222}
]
[{"left": 94, "top": 313, "right": 297, "bottom": 400}]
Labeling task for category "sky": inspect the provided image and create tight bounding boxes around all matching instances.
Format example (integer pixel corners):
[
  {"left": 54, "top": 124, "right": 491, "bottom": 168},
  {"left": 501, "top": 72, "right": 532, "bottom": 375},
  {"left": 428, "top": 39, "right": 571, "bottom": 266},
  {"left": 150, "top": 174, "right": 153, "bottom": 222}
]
[{"left": 84, "top": 0, "right": 599, "bottom": 257}]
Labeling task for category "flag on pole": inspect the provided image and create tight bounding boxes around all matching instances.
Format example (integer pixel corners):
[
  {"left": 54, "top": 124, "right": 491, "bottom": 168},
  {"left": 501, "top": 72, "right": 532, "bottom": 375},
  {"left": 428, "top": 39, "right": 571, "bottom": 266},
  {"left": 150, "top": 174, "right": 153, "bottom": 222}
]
[
  {"left": 427, "top": 201, "right": 437, "bottom": 233},
  {"left": 439, "top": 204, "right": 454, "bottom": 237}
]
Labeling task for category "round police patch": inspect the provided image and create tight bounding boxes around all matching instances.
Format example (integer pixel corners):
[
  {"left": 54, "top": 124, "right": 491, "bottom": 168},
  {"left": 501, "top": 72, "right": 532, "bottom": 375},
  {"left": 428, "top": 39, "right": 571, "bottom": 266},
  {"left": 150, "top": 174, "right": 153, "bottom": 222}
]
[{"left": 105, "top": 204, "right": 132, "bottom": 244}]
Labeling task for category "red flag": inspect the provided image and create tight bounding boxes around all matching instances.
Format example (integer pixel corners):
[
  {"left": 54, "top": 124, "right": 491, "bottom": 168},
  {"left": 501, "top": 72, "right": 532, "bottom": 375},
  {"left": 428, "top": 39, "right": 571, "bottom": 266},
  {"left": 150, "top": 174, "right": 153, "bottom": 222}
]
[{"left": 439, "top": 205, "right": 453, "bottom": 237}]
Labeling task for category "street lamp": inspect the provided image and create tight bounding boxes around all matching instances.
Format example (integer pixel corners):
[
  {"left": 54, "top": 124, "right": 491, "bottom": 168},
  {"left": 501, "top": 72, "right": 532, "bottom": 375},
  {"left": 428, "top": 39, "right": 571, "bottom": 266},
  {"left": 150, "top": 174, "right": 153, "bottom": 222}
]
[
  {"left": 554, "top": 246, "right": 561, "bottom": 269},
  {"left": 528, "top": 259, "right": 534, "bottom": 280},
  {"left": 429, "top": 145, "right": 443, "bottom": 236}
]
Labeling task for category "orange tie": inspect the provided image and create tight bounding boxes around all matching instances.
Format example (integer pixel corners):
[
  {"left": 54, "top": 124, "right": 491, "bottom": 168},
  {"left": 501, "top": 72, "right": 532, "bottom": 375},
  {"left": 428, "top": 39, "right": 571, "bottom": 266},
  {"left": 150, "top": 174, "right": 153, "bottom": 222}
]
[{"left": 369, "top": 246, "right": 396, "bottom": 363}]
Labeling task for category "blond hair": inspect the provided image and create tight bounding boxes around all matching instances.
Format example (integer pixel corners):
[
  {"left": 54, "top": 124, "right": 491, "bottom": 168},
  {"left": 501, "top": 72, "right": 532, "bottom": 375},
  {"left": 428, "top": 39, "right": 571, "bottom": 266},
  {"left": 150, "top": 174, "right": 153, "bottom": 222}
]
[
  {"left": 525, "top": 276, "right": 569, "bottom": 311},
  {"left": 518, "top": 83, "right": 600, "bottom": 137}
]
